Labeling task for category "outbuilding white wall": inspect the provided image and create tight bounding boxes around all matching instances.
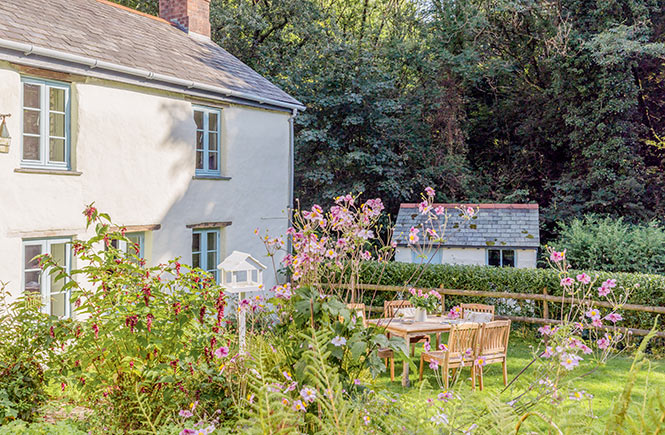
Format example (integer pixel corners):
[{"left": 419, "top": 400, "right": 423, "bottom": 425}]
[
  {"left": 395, "top": 246, "right": 538, "bottom": 269},
  {"left": 0, "top": 63, "right": 290, "bottom": 305}
]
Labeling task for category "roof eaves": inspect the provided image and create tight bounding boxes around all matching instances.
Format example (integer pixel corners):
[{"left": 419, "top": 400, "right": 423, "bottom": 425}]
[{"left": 0, "top": 38, "right": 306, "bottom": 112}]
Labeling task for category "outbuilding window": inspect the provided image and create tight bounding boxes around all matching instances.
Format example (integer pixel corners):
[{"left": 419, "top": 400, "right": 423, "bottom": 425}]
[
  {"left": 487, "top": 248, "right": 515, "bottom": 267},
  {"left": 21, "top": 78, "right": 70, "bottom": 169},
  {"left": 22, "top": 238, "right": 71, "bottom": 317},
  {"left": 193, "top": 106, "right": 221, "bottom": 176}
]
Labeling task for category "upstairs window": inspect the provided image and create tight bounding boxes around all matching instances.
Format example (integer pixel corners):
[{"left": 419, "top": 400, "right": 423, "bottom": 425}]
[
  {"left": 193, "top": 106, "right": 221, "bottom": 176},
  {"left": 23, "top": 238, "right": 71, "bottom": 317},
  {"left": 21, "top": 78, "right": 70, "bottom": 169},
  {"left": 487, "top": 249, "right": 515, "bottom": 267},
  {"left": 192, "top": 229, "right": 220, "bottom": 282}
]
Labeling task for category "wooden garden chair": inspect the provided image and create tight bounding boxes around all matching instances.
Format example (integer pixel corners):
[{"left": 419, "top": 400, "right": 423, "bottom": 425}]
[
  {"left": 460, "top": 303, "right": 495, "bottom": 321},
  {"left": 419, "top": 322, "right": 481, "bottom": 390},
  {"left": 476, "top": 320, "right": 511, "bottom": 391},
  {"left": 384, "top": 300, "right": 430, "bottom": 356}
]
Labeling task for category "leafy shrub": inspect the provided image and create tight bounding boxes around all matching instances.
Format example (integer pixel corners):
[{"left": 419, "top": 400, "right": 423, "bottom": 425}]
[
  {"left": 0, "top": 284, "right": 53, "bottom": 423},
  {"left": 549, "top": 215, "right": 665, "bottom": 274},
  {"left": 356, "top": 261, "right": 665, "bottom": 331},
  {"left": 37, "top": 206, "right": 237, "bottom": 432},
  {"left": 0, "top": 420, "right": 86, "bottom": 435}
]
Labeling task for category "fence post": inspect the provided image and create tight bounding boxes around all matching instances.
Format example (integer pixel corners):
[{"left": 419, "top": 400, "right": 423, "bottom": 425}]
[
  {"left": 542, "top": 288, "right": 549, "bottom": 320},
  {"left": 439, "top": 284, "right": 445, "bottom": 314}
]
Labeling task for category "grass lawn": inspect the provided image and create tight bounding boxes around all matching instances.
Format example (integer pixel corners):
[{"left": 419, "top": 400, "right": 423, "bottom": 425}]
[{"left": 369, "top": 330, "right": 665, "bottom": 432}]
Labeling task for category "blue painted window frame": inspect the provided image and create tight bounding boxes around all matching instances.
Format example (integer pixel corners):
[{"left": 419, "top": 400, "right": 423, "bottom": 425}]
[
  {"left": 193, "top": 105, "right": 222, "bottom": 177},
  {"left": 192, "top": 229, "right": 220, "bottom": 282},
  {"left": 20, "top": 77, "right": 71, "bottom": 170}
]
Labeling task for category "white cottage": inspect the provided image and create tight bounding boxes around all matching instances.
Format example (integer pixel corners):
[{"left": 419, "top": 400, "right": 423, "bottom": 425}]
[
  {"left": 393, "top": 203, "right": 540, "bottom": 269},
  {"left": 0, "top": 0, "right": 304, "bottom": 315}
]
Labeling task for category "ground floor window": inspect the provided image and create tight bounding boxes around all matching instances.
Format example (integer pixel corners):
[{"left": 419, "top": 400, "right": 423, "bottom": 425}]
[
  {"left": 192, "top": 229, "right": 220, "bottom": 282},
  {"left": 109, "top": 232, "right": 145, "bottom": 258},
  {"left": 22, "top": 238, "right": 71, "bottom": 317},
  {"left": 487, "top": 248, "right": 515, "bottom": 267}
]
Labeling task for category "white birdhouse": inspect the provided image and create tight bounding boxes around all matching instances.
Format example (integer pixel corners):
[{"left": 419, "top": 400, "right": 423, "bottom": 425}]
[
  {"left": 218, "top": 250, "right": 267, "bottom": 293},
  {"left": 217, "top": 251, "right": 267, "bottom": 353}
]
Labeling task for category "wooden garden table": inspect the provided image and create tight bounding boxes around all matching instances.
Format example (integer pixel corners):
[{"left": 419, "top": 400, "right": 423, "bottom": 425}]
[{"left": 367, "top": 316, "right": 470, "bottom": 387}]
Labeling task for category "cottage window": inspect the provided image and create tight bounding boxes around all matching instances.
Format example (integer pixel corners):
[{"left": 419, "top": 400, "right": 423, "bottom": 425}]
[
  {"left": 22, "top": 238, "right": 71, "bottom": 317},
  {"left": 192, "top": 229, "right": 220, "bottom": 282},
  {"left": 21, "top": 78, "right": 70, "bottom": 169},
  {"left": 487, "top": 249, "right": 515, "bottom": 267},
  {"left": 193, "top": 106, "right": 221, "bottom": 176},
  {"left": 109, "top": 232, "right": 145, "bottom": 259}
]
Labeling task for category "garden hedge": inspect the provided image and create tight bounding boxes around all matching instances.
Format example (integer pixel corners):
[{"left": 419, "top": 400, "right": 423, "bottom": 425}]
[{"left": 355, "top": 262, "right": 665, "bottom": 332}]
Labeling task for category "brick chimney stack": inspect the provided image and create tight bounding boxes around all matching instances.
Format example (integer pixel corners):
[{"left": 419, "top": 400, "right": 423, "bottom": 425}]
[{"left": 159, "top": 0, "right": 211, "bottom": 38}]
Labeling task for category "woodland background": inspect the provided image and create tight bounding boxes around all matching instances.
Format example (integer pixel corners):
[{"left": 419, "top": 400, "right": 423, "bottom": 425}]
[{"left": 117, "top": 0, "right": 665, "bottom": 241}]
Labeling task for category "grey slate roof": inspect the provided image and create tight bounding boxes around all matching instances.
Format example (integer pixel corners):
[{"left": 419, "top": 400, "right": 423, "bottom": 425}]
[
  {"left": 393, "top": 204, "right": 540, "bottom": 248},
  {"left": 0, "top": 0, "right": 301, "bottom": 109}
]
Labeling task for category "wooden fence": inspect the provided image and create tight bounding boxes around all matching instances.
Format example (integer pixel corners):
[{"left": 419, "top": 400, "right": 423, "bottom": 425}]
[{"left": 325, "top": 283, "right": 665, "bottom": 339}]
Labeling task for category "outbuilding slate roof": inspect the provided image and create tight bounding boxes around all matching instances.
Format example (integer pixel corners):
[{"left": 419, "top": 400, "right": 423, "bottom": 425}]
[
  {"left": 393, "top": 204, "right": 540, "bottom": 248},
  {"left": 0, "top": 0, "right": 302, "bottom": 109}
]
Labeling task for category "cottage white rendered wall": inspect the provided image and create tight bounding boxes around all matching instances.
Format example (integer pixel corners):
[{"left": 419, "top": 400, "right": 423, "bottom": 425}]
[
  {"left": 516, "top": 249, "right": 537, "bottom": 268},
  {"left": 0, "top": 65, "right": 290, "bottom": 303},
  {"left": 395, "top": 246, "right": 537, "bottom": 269}
]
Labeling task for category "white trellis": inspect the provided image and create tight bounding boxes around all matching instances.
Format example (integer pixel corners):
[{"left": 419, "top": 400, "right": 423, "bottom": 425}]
[{"left": 217, "top": 251, "right": 266, "bottom": 353}]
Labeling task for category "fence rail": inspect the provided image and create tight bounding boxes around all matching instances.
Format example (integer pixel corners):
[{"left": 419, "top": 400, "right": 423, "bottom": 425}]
[{"left": 323, "top": 283, "right": 665, "bottom": 338}]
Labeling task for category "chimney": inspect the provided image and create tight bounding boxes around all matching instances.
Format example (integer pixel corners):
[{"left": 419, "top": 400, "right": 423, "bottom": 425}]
[{"left": 159, "top": 0, "right": 211, "bottom": 38}]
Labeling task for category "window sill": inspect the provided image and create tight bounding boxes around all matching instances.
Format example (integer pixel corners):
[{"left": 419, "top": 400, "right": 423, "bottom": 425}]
[
  {"left": 192, "top": 175, "right": 231, "bottom": 181},
  {"left": 15, "top": 168, "right": 82, "bottom": 176}
]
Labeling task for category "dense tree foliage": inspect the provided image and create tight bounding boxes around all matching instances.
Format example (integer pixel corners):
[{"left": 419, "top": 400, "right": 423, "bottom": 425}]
[{"left": 116, "top": 0, "right": 665, "bottom": 239}]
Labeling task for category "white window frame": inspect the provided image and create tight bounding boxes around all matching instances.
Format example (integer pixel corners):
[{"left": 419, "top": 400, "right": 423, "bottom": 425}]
[
  {"left": 193, "top": 106, "right": 222, "bottom": 176},
  {"left": 22, "top": 238, "right": 72, "bottom": 318},
  {"left": 486, "top": 248, "right": 516, "bottom": 267},
  {"left": 192, "top": 229, "right": 220, "bottom": 282},
  {"left": 110, "top": 232, "right": 145, "bottom": 258},
  {"left": 20, "top": 77, "right": 71, "bottom": 170}
]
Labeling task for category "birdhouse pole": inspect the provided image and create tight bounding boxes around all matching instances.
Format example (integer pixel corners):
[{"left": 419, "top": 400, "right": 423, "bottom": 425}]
[{"left": 217, "top": 251, "right": 267, "bottom": 355}]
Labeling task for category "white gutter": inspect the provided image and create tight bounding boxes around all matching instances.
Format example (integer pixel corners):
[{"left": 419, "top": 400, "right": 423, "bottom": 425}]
[{"left": 0, "top": 38, "right": 306, "bottom": 112}]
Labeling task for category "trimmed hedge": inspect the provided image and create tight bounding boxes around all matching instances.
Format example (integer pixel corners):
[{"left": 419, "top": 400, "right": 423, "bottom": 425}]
[{"left": 357, "top": 262, "right": 665, "bottom": 331}]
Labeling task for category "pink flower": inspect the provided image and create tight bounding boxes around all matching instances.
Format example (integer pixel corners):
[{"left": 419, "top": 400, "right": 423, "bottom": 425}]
[
  {"left": 541, "top": 346, "right": 554, "bottom": 358},
  {"left": 434, "top": 206, "right": 445, "bottom": 215},
  {"left": 576, "top": 273, "right": 591, "bottom": 284},
  {"left": 437, "top": 391, "right": 452, "bottom": 402},
  {"left": 439, "top": 344, "right": 448, "bottom": 351},
  {"left": 179, "top": 410, "right": 193, "bottom": 418},
  {"left": 466, "top": 206, "right": 475, "bottom": 217},
  {"left": 538, "top": 325, "right": 555, "bottom": 336},
  {"left": 353, "top": 378, "right": 361, "bottom": 385},
  {"left": 560, "top": 277, "right": 575, "bottom": 287},
  {"left": 585, "top": 309, "right": 601, "bottom": 320},
  {"left": 408, "top": 227, "right": 420, "bottom": 244},
  {"left": 560, "top": 353, "right": 581, "bottom": 370},
  {"left": 419, "top": 200, "right": 432, "bottom": 214},
  {"left": 360, "top": 250, "right": 372, "bottom": 261},
  {"left": 598, "top": 286, "right": 610, "bottom": 297},
  {"left": 214, "top": 346, "right": 229, "bottom": 359},
  {"left": 592, "top": 318, "right": 603, "bottom": 327},
  {"left": 474, "top": 357, "right": 486, "bottom": 367},
  {"left": 429, "top": 360, "right": 439, "bottom": 370},
  {"left": 425, "top": 187, "right": 435, "bottom": 197},
  {"left": 448, "top": 306, "right": 461, "bottom": 319},
  {"left": 605, "top": 312, "right": 622, "bottom": 323},
  {"left": 549, "top": 249, "right": 565, "bottom": 263},
  {"left": 579, "top": 344, "right": 592, "bottom": 355},
  {"left": 604, "top": 279, "right": 617, "bottom": 288},
  {"left": 424, "top": 342, "right": 431, "bottom": 352},
  {"left": 597, "top": 337, "right": 610, "bottom": 350}
]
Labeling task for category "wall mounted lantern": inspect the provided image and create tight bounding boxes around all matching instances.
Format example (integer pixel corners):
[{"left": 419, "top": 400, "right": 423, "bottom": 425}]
[{"left": 0, "top": 114, "right": 11, "bottom": 154}]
